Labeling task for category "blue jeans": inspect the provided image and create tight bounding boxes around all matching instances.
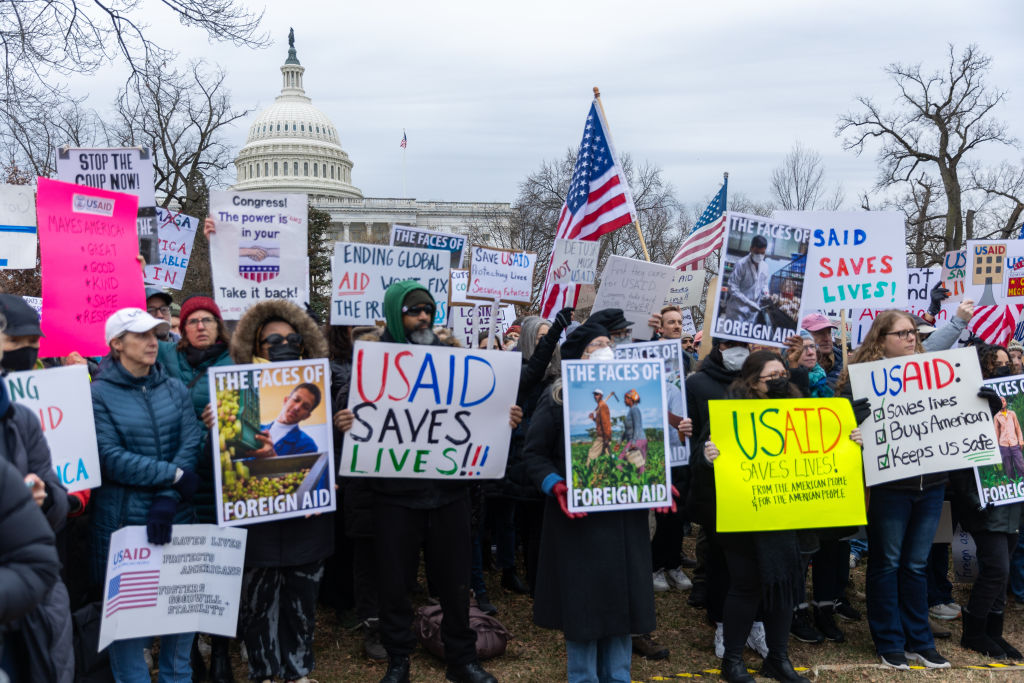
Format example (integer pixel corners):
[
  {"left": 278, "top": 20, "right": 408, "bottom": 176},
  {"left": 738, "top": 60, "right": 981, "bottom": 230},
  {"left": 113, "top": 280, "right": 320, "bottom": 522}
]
[
  {"left": 565, "top": 635, "right": 631, "bottom": 683},
  {"left": 866, "top": 485, "right": 944, "bottom": 656},
  {"left": 108, "top": 632, "right": 193, "bottom": 683},
  {"left": 1010, "top": 527, "right": 1024, "bottom": 603}
]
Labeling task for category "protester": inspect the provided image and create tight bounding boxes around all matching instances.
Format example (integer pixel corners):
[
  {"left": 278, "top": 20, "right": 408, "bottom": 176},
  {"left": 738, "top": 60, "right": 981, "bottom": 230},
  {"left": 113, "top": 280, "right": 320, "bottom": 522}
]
[
  {"left": 587, "top": 308, "right": 633, "bottom": 346},
  {"left": 230, "top": 299, "right": 332, "bottom": 683},
  {"left": 90, "top": 308, "right": 203, "bottom": 681},
  {"left": 335, "top": 280, "right": 521, "bottom": 683},
  {"left": 156, "top": 295, "right": 235, "bottom": 682},
  {"left": 799, "top": 314, "right": 842, "bottom": 387},
  {"left": 1009, "top": 339, "right": 1024, "bottom": 375},
  {"left": 145, "top": 287, "right": 180, "bottom": 343}
]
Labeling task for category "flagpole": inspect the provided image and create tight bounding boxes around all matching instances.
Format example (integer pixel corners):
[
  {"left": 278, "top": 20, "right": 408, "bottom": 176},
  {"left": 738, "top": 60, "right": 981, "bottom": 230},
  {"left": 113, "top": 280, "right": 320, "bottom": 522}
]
[
  {"left": 402, "top": 129, "right": 407, "bottom": 198},
  {"left": 593, "top": 86, "right": 651, "bottom": 262}
]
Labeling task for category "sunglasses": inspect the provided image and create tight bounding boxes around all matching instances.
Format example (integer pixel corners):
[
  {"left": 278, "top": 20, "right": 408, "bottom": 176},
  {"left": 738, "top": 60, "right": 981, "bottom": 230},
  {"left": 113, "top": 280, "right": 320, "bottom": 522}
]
[
  {"left": 402, "top": 304, "right": 434, "bottom": 317},
  {"left": 260, "top": 333, "right": 303, "bottom": 346}
]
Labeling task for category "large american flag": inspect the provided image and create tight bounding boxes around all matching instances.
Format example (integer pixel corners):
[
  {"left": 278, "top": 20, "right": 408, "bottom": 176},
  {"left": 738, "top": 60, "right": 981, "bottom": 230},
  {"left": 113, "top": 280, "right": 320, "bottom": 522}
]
[
  {"left": 539, "top": 99, "right": 637, "bottom": 318},
  {"left": 670, "top": 174, "right": 728, "bottom": 271},
  {"left": 969, "top": 304, "right": 1024, "bottom": 346},
  {"left": 105, "top": 570, "right": 160, "bottom": 617}
]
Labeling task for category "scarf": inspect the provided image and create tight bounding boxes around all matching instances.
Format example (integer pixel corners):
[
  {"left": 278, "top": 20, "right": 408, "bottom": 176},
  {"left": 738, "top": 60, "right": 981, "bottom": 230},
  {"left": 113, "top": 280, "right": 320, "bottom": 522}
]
[
  {"left": 185, "top": 341, "right": 228, "bottom": 369},
  {"left": 807, "top": 364, "right": 833, "bottom": 398}
]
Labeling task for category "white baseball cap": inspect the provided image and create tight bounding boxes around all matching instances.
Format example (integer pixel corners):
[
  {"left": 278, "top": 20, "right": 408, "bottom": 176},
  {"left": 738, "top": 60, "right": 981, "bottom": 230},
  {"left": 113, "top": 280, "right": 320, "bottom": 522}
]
[{"left": 105, "top": 308, "right": 170, "bottom": 345}]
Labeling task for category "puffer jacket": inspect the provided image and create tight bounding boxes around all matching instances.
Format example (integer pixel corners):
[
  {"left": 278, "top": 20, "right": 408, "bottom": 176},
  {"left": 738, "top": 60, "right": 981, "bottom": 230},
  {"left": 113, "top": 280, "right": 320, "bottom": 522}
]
[
  {"left": 0, "top": 399, "right": 68, "bottom": 531},
  {"left": 89, "top": 360, "right": 203, "bottom": 585}
]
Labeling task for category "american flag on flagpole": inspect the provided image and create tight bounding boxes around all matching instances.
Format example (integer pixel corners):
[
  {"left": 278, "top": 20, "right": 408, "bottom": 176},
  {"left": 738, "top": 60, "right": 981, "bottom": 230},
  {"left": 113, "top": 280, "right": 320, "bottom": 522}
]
[
  {"left": 670, "top": 174, "right": 729, "bottom": 271},
  {"left": 539, "top": 99, "right": 637, "bottom": 318},
  {"left": 400, "top": 130, "right": 407, "bottom": 149},
  {"left": 105, "top": 570, "right": 160, "bottom": 617}
]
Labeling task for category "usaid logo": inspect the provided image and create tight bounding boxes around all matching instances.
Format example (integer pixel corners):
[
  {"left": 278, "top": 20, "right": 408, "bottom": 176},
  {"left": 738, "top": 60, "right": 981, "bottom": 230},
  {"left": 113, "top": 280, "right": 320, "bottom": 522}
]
[
  {"left": 72, "top": 194, "right": 115, "bottom": 217},
  {"left": 112, "top": 547, "right": 151, "bottom": 567}
]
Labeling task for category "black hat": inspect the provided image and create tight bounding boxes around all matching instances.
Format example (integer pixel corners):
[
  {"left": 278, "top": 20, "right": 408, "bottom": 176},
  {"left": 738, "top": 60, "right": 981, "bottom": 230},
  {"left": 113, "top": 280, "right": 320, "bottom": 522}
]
[
  {"left": 587, "top": 308, "right": 630, "bottom": 333},
  {"left": 0, "top": 294, "right": 43, "bottom": 337},
  {"left": 144, "top": 287, "right": 173, "bottom": 305},
  {"left": 561, "top": 321, "right": 609, "bottom": 360},
  {"left": 402, "top": 288, "right": 436, "bottom": 313}
]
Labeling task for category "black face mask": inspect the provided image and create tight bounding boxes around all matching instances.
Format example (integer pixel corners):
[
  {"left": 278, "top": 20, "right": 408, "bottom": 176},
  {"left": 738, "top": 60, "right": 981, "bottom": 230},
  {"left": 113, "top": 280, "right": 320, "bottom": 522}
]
[
  {"left": 991, "top": 366, "right": 1012, "bottom": 378},
  {"left": 267, "top": 342, "right": 302, "bottom": 362},
  {"left": 2, "top": 347, "right": 38, "bottom": 372},
  {"left": 765, "top": 377, "right": 790, "bottom": 397}
]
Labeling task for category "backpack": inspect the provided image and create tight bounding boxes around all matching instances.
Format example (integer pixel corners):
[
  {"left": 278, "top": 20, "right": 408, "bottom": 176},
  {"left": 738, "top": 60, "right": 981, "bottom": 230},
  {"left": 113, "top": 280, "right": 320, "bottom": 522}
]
[{"left": 414, "top": 604, "right": 510, "bottom": 661}]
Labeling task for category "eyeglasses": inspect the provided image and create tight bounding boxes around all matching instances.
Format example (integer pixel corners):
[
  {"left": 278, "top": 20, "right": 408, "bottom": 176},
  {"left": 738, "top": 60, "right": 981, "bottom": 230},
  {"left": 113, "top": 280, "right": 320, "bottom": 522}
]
[
  {"left": 147, "top": 305, "right": 170, "bottom": 316},
  {"left": 185, "top": 316, "right": 217, "bottom": 328},
  {"left": 260, "top": 333, "right": 302, "bottom": 347},
  {"left": 759, "top": 371, "right": 790, "bottom": 381},
  {"left": 885, "top": 329, "right": 918, "bottom": 340},
  {"left": 401, "top": 304, "right": 434, "bottom": 317}
]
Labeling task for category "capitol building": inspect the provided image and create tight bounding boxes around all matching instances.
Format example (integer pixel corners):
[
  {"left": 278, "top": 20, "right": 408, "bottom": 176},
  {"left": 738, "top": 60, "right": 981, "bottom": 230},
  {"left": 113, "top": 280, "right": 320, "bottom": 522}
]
[{"left": 232, "top": 34, "right": 511, "bottom": 243}]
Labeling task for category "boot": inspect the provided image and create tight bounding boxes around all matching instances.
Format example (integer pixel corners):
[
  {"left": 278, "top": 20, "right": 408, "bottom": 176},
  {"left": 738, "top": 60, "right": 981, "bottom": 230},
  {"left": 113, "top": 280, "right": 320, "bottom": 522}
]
[
  {"left": 759, "top": 654, "right": 810, "bottom": 682},
  {"left": 500, "top": 567, "right": 529, "bottom": 594},
  {"left": 190, "top": 635, "right": 208, "bottom": 682},
  {"left": 961, "top": 609, "right": 1006, "bottom": 658},
  {"left": 379, "top": 655, "right": 411, "bottom": 683},
  {"left": 812, "top": 603, "right": 845, "bottom": 643},
  {"left": 445, "top": 661, "right": 498, "bottom": 683},
  {"left": 719, "top": 654, "right": 754, "bottom": 683},
  {"left": 789, "top": 606, "right": 824, "bottom": 644},
  {"left": 208, "top": 636, "right": 235, "bottom": 683},
  {"left": 986, "top": 611, "right": 1023, "bottom": 660}
]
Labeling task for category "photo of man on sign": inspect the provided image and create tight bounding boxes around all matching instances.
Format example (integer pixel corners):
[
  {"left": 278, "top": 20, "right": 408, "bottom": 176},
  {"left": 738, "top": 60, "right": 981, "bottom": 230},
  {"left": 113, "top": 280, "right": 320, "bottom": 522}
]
[{"left": 250, "top": 382, "right": 321, "bottom": 457}]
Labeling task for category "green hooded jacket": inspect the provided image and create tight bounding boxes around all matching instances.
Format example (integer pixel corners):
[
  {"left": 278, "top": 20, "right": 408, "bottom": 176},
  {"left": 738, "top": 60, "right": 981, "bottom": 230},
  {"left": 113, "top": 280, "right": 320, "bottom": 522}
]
[{"left": 383, "top": 279, "right": 431, "bottom": 343}]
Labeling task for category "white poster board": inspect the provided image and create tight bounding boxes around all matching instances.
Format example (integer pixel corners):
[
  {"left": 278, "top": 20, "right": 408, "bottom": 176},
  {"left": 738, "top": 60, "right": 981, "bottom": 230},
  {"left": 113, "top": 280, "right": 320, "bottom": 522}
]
[
  {"left": 549, "top": 239, "right": 600, "bottom": 286},
  {"left": 593, "top": 255, "right": 677, "bottom": 338},
  {"left": 0, "top": 184, "right": 37, "bottom": 269},
  {"left": 342, "top": 342, "right": 521, "bottom": 479},
  {"left": 964, "top": 240, "right": 1024, "bottom": 306},
  {"left": 208, "top": 191, "right": 308, "bottom": 320},
  {"left": 331, "top": 243, "right": 449, "bottom": 325},
  {"left": 848, "top": 347, "right": 999, "bottom": 487},
  {"left": 664, "top": 268, "right": 706, "bottom": 309},
  {"left": 98, "top": 525, "right": 247, "bottom": 651},
  {"left": 466, "top": 246, "right": 537, "bottom": 305},
  {"left": 615, "top": 339, "right": 690, "bottom": 466},
  {"left": 390, "top": 224, "right": 466, "bottom": 270},
  {"left": 448, "top": 304, "right": 517, "bottom": 349},
  {"left": 6, "top": 365, "right": 100, "bottom": 493},
  {"left": 680, "top": 309, "right": 697, "bottom": 337},
  {"left": 449, "top": 269, "right": 471, "bottom": 306},
  {"left": 849, "top": 267, "right": 945, "bottom": 348},
  {"left": 144, "top": 208, "right": 198, "bottom": 290}
]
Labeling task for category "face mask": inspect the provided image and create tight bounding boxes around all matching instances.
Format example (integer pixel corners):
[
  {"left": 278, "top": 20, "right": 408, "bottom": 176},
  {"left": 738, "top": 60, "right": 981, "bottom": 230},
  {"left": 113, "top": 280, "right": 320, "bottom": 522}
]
[
  {"left": 1, "top": 347, "right": 38, "bottom": 372},
  {"left": 267, "top": 342, "right": 301, "bottom": 362},
  {"left": 721, "top": 346, "right": 749, "bottom": 371},
  {"left": 992, "top": 366, "right": 1011, "bottom": 378},
  {"left": 750, "top": 253, "right": 765, "bottom": 264},
  {"left": 765, "top": 377, "right": 789, "bottom": 397},
  {"left": 589, "top": 346, "right": 615, "bottom": 362}
]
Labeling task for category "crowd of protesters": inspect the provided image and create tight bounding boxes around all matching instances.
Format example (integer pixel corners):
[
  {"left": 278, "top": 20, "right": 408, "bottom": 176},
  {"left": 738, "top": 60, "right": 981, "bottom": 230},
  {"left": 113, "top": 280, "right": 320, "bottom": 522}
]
[{"left": 5, "top": 251, "right": 1024, "bottom": 683}]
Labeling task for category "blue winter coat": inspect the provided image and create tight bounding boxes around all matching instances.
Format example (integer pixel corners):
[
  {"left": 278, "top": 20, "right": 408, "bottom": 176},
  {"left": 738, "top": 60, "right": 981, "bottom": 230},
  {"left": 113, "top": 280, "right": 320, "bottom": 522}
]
[{"left": 88, "top": 360, "right": 203, "bottom": 586}]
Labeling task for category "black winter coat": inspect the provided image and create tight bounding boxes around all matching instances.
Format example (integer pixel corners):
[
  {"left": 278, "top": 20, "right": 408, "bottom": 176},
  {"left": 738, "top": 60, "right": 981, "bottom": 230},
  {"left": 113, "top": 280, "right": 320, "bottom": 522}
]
[
  {"left": 685, "top": 357, "right": 738, "bottom": 527},
  {"left": 949, "top": 469, "right": 1022, "bottom": 535},
  {"left": 523, "top": 388, "right": 656, "bottom": 641}
]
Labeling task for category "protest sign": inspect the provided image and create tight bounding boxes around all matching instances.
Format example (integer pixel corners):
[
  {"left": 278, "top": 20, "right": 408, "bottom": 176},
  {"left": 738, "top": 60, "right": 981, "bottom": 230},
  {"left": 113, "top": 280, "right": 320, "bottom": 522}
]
[
  {"left": 708, "top": 398, "right": 864, "bottom": 532},
  {"left": 56, "top": 147, "right": 159, "bottom": 264},
  {"left": 448, "top": 304, "right": 517, "bottom": 349},
  {"left": 6, "top": 365, "right": 100, "bottom": 493},
  {"left": 209, "top": 359, "right": 335, "bottom": 526},
  {"left": 343, "top": 342, "right": 520, "bottom": 479},
  {"left": 390, "top": 224, "right": 466, "bottom": 269},
  {"left": 680, "top": 309, "right": 697, "bottom": 337},
  {"left": 449, "top": 269, "right": 470, "bottom": 306},
  {"left": 0, "top": 184, "right": 37, "bottom": 269},
  {"left": 711, "top": 212, "right": 811, "bottom": 347},
  {"left": 22, "top": 296, "right": 42, "bottom": 315},
  {"left": 331, "top": 243, "right": 449, "bottom": 326},
  {"left": 953, "top": 525, "right": 979, "bottom": 583},
  {"left": 561, "top": 358, "right": 671, "bottom": 512},
  {"left": 664, "top": 268, "right": 706, "bottom": 309},
  {"left": 963, "top": 240, "right": 1024, "bottom": 305},
  {"left": 777, "top": 210, "right": 907, "bottom": 311},
  {"left": 592, "top": 255, "right": 677, "bottom": 338},
  {"left": 144, "top": 208, "right": 198, "bottom": 290},
  {"left": 849, "top": 347, "right": 1000, "bottom": 487},
  {"left": 467, "top": 246, "right": 536, "bottom": 305},
  {"left": 208, "top": 191, "right": 308, "bottom": 319},
  {"left": 36, "top": 178, "right": 145, "bottom": 357},
  {"left": 549, "top": 239, "right": 599, "bottom": 287},
  {"left": 974, "top": 373, "right": 1024, "bottom": 506},
  {"left": 615, "top": 340, "right": 690, "bottom": 466},
  {"left": 941, "top": 249, "right": 967, "bottom": 301},
  {"left": 98, "top": 524, "right": 246, "bottom": 651},
  {"left": 849, "top": 267, "right": 945, "bottom": 347}
]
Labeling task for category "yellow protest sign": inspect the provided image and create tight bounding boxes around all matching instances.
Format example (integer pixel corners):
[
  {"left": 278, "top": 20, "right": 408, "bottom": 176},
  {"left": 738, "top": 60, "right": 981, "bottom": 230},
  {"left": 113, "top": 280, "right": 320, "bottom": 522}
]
[{"left": 709, "top": 398, "right": 866, "bottom": 533}]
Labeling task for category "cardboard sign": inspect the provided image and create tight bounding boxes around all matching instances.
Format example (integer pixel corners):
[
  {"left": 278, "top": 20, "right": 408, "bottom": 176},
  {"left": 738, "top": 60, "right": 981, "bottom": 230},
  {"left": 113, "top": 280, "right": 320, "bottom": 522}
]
[
  {"left": 615, "top": 340, "right": 690, "bottom": 466},
  {"left": 709, "top": 398, "right": 865, "bottom": 532},
  {"left": 964, "top": 240, "right": 1024, "bottom": 305},
  {"left": 953, "top": 525, "right": 979, "bottom": 584},
  {"left": 680, "top": 310, "right": 697, "bottom": 337},
  {"left": 849, "top": 348, "right": 999, "bottom": 487},
  {"left": 467, "top": 246, "right": 536, "bottom": 304},
  {"left": 56, "top": 147, "right": 159, "bottom": 264},
  {"left": 665, "top": 268, "right": 706, "bottom": 309},
  {"left": 940, "top": 249, "right": 967, "bottom": 301},
  {"left": 208, "top": 190, "right": 308, "bottom": 320},
  {"left": 342, "top": 342, "right": 521, "bottom": 479},
  {"left": 22, "top": 296, "right": 41, "bottom": 315},
  {"left": 144, "top": 208, "right": 198, "bottom": 290},
  {"left": 6, "top": 365, "right": 100, "bottom": 493},
  {"left": 0, "top": 184, "right": 37, "bottom": 269},
  {"left": 331, "top": 243, "right": 449, "bottom": 326},
  {"left": 849, "top": 267, "right": 946, "bottom": 348},
  {"left": 449, "top": 269, "right": 471, "bottom": 306},
  {"left": 36, "top": 178, "right": 145, "bottom": 357},
  {"left": 561, "top": 358, "right": 672, "bottom": 512},
  {"left": 390, "top": 225, "right": 466, "bottom": 270},
  {"left": 711, "top": 212, "right": 811, "bottom": 347},
  {"left": 592, "top": 255, "right": 677, "bottom": 338},
  {"left": 778, "top": 210, "right": 907, "bottom": 311},
  {"left": 209, "top": 359, "right": 335, "bottom": 527},
  {"left": 448, "top": 304, "right": 517, "bottom": 349},
  {"left": 974, "top": 374, "right": 1024, "bottom": 506},
  {"left": 98, "top": 524, "right": 246, "bottom": 651},
  {"left": 549, "top": 239, "right": 599, "bottom": 286}
]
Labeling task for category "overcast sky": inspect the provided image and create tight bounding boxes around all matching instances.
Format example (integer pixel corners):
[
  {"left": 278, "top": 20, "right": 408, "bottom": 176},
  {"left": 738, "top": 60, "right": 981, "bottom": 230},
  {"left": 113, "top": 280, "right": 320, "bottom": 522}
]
[{"left": 81, "top": 0, "right": 1024, "bottom": 208}]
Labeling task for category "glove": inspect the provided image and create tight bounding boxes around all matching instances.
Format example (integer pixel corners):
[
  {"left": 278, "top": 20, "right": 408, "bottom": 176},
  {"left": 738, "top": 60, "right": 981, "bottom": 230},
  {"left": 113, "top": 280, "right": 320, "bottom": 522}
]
[
  {"left": 146, "top": 496, "right": 177, "bottom": 545},
  {"left": 851, "top": 397, "right": 872, "bottom": 425},
  {"left": 655, "top": 485, "right": 681, "bottom": 515},
  {"left": 928, "top": 281, "right": 951, "bottom": 316},
  {"left": 551, "top": 480, "right": 587, "bottom": 519},
  {"left": 173, "top": 470, "right": 200, "bottom": 502},
  {"left": 978, "top": 387, "right": 1003, "bottom": 416},
  {"left": 554, "top": 307, "right": 575, "bottom": 329}
]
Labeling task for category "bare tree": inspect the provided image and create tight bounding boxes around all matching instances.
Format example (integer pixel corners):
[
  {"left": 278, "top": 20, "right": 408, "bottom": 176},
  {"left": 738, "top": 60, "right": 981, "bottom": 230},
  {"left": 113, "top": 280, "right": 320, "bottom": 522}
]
[
  {"left": 969, "top": 161, "right": 1024, "bottom": 240},
  {"left": 770, "top": 141, "right": 844, "bottom": 210},
  {"left": 837, "top": 44, "right": 1018, "bottom": 252}
]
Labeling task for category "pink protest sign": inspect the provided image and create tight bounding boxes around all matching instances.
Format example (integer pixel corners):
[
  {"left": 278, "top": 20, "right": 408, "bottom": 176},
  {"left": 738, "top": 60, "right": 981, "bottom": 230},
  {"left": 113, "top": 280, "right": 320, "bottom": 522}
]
[{"left": 37, "top": 178, "right": 145, "bottom": 357}]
